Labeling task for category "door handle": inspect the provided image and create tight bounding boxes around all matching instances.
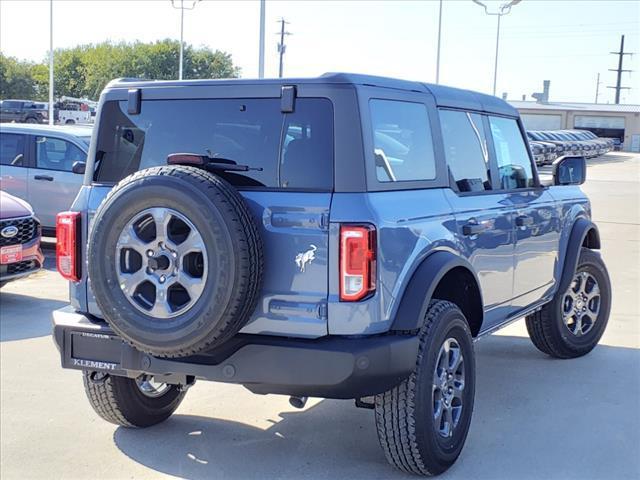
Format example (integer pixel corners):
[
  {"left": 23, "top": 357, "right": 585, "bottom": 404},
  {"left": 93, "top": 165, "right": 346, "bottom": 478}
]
[
  {"left": 34, "top": 175, "right": 54, "bottom": 181},
  {"left": 516, "top": 215, "right": 534, "bottom": 227},
  {"left": 462, "top": 222, "right": 489, "bottom": 236}
]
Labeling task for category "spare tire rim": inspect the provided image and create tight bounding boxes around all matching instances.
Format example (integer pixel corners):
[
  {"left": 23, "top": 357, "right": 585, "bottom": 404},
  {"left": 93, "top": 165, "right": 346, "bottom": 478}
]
[
  {"left": 116, "top": 207, "right": 208, "bottom": 319},
  {"left": 432, "top": 337, "right": 465, "bottom": 438},
  {"left": 562, "top": 270, "right": 601, "bottom": 336},
  {"left": 135, "top": 375, "right": 171, "bottom": 398}
]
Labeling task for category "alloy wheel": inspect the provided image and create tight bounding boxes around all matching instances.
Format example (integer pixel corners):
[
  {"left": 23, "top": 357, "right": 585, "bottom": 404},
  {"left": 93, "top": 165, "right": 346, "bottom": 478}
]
[
  {"left": 432, "top": 337, "right": 465, "bottom": 438},
  {"left": 116, "top": 207, "right": 208, "bottom": 319},
  {"left": 562, "top": 270, "right": 601, "bottom": 336}
]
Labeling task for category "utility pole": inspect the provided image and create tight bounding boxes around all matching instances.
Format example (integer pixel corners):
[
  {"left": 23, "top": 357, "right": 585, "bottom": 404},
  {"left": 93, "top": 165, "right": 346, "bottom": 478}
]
[
  {"left": 435, "top": 0, "right": 443, "bottom": 84},
  {"left": 258, "top": 0, "right": 265, "bottom": 78},
  {"left": 276, "top": 18, "right": 291, "bottom": 78},
  {"left": 594, "top": 73, "right": 602, "bottom": 104},
  {"left": 607, "top": 35, "right": 632, "bottom": 104},
  {"left": 171, "top": 0, "right": 201, "bottom": 80}
]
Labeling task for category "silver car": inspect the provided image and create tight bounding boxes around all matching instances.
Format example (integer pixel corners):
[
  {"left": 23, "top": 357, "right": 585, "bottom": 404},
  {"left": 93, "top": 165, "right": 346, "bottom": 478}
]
[{"left": 0, "top": 123, "right": 91, "bottom": 234}]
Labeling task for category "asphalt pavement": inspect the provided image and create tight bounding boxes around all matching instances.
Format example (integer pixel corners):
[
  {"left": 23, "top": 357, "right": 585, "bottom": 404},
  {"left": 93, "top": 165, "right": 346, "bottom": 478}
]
[{"left": 1, "top": 152, "right": 638, "bottom": 480}]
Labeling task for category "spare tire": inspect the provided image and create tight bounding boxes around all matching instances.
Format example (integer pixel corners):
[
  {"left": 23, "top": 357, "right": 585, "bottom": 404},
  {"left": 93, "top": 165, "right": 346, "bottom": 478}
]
[{"left": 88, "top": 165, "right": 263, "bottom": 358}]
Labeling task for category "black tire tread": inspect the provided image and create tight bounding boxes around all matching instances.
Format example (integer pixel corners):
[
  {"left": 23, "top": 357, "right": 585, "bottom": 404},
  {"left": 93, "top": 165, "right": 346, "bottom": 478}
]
[
  {"left": 374, "top": 300, "right": 458, "bottom": 476},
  {"left": 90, "top": 165, "right": 264, "bottom": 358}
]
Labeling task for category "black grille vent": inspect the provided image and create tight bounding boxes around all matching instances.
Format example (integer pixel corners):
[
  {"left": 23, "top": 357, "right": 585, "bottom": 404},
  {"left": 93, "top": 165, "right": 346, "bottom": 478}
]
[
  {"left": 0, "top": 217, "right": 39, "bottom": 247},
  {"left": 6, "top": 260, "right": 37, "bottom": 275}
]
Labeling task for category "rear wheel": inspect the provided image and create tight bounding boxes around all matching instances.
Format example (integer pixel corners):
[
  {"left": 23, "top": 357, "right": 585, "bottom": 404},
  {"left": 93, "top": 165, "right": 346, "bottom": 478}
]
[
  {"left": 25, "top": 117, "right": 38, "bottom": 124},
  {"left": 82, "top": 372, "right": 187, "bottom": 427},
  {"left": 526, "top": 248, "right": 611, "bottom": 359},
  {"left": 375, "top": 300, "right": 475, "bottom": 476}
]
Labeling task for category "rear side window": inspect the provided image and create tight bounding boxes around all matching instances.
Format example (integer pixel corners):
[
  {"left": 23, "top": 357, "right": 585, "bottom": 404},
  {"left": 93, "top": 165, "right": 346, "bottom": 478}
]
[
  {"left": 488, "top": 116, "right": 535, "bottom": 190},
  {"left": 0, "top": 133, "right": 25, "bottom": 167},
  {"left": 94, "top": 98, "right": 334, "bottom": 190},
  {"left": 439, "top": 109, "right": 491, "bottom": 192},
  {"left": 369, "top": 99, "right": 435, "bottom": 182},
  {"left": 35, "top": 136, "right": 86, "bottom": 172}
]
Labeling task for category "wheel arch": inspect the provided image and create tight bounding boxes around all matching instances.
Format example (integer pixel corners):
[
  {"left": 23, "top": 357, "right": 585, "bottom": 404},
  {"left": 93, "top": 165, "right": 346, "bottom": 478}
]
[
  {"left": 557, "top": 218, "right": 600, "bottom": 295},
  {"left": 390, "top": 251, "right": 484, "bottom": 337}
]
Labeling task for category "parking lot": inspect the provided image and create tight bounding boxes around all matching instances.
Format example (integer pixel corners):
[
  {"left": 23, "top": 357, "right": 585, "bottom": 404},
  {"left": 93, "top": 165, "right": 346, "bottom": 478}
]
[{"left": 1, "top": 152, "right": 638, "bottom": 480}]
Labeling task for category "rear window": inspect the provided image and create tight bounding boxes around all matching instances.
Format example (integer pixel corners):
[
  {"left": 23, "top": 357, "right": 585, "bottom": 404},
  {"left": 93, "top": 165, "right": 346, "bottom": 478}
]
[{"left": 94, "top": 98, "right": 334, "bottom": 190}]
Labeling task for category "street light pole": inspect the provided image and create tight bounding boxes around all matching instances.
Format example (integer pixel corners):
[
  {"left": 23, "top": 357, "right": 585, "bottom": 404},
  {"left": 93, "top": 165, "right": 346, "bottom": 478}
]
[
  {"left": 492, "top": 13, "right": 501, "bottom": 97},
  {"left": 179, "top": 4, "right": 184, "bottom": 80},
  {"left": 258, "top": 0, "right": 265, "bottom": 78},
  {"left": 435, "top": 0, "right": 443, "bottom": 84},
  {"left": 171, "top": 0, "right": 201, "bottom": 80},
  {"left": 48, "top": 0, "right": 54, "bottom": 125},
  {"left": 471, "top": 0, "right": 520, "bottom": 96}
]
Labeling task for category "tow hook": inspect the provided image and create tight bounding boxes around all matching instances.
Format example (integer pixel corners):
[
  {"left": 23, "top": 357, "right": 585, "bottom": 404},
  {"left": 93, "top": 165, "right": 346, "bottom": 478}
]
[
  {"left": 178, "top": 376, "right": 196, "bottom": 393},
  {"left": 289, "top": 396, "right": 308, "bottom": 409},
  {"left": 88, "top": 371, "right": 109, "bottom": 385}
]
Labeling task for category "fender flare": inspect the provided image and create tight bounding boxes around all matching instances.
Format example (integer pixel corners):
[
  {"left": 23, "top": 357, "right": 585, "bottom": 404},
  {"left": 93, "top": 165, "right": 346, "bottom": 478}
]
[
  {"left": 390, "top": 251, "right": 483, "bottom": 332},
  {"left": 557, "top": 218, "right": 601, "bottom": 294}
]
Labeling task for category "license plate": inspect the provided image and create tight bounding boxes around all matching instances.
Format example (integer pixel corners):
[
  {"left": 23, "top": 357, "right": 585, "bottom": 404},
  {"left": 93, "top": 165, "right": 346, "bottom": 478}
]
[{"left": 0, "top": 245, "right": 23, "bottom": 264}]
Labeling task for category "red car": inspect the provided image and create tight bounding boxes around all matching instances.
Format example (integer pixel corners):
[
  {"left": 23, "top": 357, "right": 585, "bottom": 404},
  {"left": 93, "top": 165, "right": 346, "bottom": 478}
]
[{"left": 0, "top": 191, "right": 43, "bottom": 287}]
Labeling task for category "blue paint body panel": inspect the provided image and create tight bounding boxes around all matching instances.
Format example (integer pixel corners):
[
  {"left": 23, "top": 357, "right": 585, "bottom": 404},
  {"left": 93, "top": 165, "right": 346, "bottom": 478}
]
[{"left": 68, "top": 72, "right": 596, "bottom": 343}]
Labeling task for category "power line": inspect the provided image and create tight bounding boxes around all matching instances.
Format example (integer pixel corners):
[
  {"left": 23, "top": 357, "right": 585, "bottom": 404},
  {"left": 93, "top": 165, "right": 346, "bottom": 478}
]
[
  {"left": 276, "top": 18, "right": 291, "bottom": 78},
  {"left": 607, "top": 34, "right": 633, "bottom": 104}
]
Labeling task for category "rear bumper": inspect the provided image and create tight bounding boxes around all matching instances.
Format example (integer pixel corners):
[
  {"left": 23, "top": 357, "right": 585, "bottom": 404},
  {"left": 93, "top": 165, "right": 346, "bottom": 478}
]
[{"left": 52, "top": 306, "right": 419, "bottom": 399}]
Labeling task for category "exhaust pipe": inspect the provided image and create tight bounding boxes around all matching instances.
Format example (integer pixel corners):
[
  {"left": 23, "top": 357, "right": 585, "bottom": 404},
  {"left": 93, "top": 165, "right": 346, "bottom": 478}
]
[{"left": 289, "top": 396, "right": 308, "bottom": 409}]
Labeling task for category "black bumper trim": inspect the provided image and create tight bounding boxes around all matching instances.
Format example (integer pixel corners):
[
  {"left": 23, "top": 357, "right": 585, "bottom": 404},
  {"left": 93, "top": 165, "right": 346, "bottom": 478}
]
[{"left": 52, "top": 306, "right": 419, "bottom": 399}]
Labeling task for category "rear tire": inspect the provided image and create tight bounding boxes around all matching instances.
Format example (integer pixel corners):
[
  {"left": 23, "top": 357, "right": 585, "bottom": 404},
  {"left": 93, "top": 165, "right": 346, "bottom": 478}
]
[
  {"left": 526, "top": 248, "right": 611, "bottom": 359},
  {"left": 374, "top": 300, "right": 475, "bottom": 476},
  {"left": 82, "top": 372, "right": 187, "bottom": 427},
  {"left": 88, "top": 166, "right": 264, "bottom": 358}
]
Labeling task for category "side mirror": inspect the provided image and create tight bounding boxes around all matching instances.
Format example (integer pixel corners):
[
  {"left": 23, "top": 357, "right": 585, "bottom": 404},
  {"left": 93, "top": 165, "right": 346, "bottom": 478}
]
[
  {"left": 553, "top": 156, "right": 586, "bottom": 186},
  {"left": 71, "top": 161, "right": 86, "bottom": 175}
]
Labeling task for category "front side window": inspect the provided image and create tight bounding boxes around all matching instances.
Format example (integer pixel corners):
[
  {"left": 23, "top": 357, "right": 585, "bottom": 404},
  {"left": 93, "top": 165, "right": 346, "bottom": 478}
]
[
  {"left": 94, "top": 98, "right": 334, "bottom": 190},
  {"left": 439, "top": 109, "right": 491, "bottom": 192},
  {"left": 0, "top": 133, "right": 26, "bottom": 167},
  {"left": 369, "top": 99, "right": 436, "bottom": 182},
  {"left": 489, "top": 116, "right": 535, "bottom": 190},
  {"left": 35, "top": 136, "right": 86, "bottom": 172}
]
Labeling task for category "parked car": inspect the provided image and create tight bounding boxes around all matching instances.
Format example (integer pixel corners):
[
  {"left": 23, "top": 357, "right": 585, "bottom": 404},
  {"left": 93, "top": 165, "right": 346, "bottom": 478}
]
[
  {"left": 52, "top": 74, "right": 610, "bottom": 476},
  {"left": 55, "top": 97, "right": 93, "bottom": 125},
  {"left": 0, "top": 99, "right": 48, "bottom": 124},
  {"left": 529, "top": 141, "right": 545, "bottom": 165},
  {"left": 0, "top": 123, "right": 91, "bottom": 234},
  {"left": 0, "top": 191, "right": 43, "bottom": 287}
]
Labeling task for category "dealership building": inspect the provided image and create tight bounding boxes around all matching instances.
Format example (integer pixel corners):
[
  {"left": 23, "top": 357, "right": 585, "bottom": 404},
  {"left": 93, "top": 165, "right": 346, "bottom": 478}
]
[{"left": 509, "top": 101, "right": 640, "bottom": 152}]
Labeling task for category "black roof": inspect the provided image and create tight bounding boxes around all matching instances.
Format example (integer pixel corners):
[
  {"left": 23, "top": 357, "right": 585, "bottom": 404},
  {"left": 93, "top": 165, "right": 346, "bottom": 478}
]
[{"left": 106, "top": 72, "right": 517, "bottom": 117}]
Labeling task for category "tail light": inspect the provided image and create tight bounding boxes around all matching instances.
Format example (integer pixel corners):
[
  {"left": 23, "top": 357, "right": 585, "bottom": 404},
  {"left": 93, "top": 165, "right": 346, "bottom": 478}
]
[
  {"left": 56, "top": 211, "right": 81, "bottom": 282},
  {"left": 340, "top": 225, "right": 376, "bottom": 301}
]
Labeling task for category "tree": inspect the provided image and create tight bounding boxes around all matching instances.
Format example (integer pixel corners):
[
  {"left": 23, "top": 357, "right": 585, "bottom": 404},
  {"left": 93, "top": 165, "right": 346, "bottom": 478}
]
[
  {"left": 0, "top": 53, "right": 41, "bottom": 99},
  {"left": 0, "top": 40, "right": 240, "bottom": 101}
]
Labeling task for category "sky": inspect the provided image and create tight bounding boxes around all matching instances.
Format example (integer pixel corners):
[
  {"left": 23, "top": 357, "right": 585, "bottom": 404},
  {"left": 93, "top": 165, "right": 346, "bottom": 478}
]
[{"left": 1, "top": 0, "right": 639, "bottom": 104}]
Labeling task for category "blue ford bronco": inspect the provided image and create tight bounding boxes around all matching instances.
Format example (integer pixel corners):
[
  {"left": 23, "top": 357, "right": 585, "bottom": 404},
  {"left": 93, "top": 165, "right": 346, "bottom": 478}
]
[{"left": 53, "top": 73, "right": 611, "bottom": 476}]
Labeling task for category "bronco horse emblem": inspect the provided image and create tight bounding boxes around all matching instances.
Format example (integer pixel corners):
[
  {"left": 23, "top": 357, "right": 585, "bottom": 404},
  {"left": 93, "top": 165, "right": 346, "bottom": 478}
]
[{"left": 295, "top": 245, "right": 317, "bottom": 272}]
